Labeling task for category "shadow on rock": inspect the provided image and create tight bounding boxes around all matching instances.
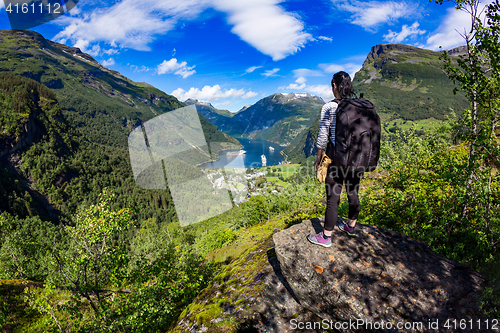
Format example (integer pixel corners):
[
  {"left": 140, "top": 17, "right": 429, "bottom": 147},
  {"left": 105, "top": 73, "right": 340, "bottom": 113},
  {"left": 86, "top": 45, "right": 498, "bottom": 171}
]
[{"left": 273, "top": 218, "right": 495, "bottom": 333}]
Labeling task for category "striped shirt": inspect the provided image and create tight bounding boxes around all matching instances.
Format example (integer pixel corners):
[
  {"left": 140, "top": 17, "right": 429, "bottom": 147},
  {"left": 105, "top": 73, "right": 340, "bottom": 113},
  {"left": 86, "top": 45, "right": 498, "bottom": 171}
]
[{"left": 316, "top": 101, "right": 338, "bottom": 149}]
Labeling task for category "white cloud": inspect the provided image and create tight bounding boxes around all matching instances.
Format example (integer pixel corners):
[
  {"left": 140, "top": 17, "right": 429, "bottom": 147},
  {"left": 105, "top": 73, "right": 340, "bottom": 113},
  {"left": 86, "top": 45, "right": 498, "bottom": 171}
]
[
  {"left": 74, "top": 39, "right": 101, "bottom": 56},
  {"left": 54, "top": 0, "right": 310, "bottom": 60},
  {"left": 305, "top": 84, "right": 333, "bottom": 101},
  {"left": 212, "top": 0, "right": 312, "bottom": 60},
  {"left": 279, "top": 77, "right": 333, "bottom": 101},
  {"left": 0, "top": 2, "right": 4, "bottom": 9},
  {"left": 130, "top": 64, "right": 151, "bottom": 72},
  {"left": 295, "top": 77, "right": 306, "bottom": 84},
  {"left": 284, "top": 83, "right": 306, "bottom": 90},
  {"left": 262, "top": 68, "right": 280, "bottom": 77},
  {"left": 281, "top": 76, "right": 307, "bottom": 89},
  {"left": 157, "top": 58, "right": 196, "bottom": 78},
  {"left": 242, "top": 91, "right": 258, "bottom": 99},
  {"left": 54, "top": 0, "right": 208, "bottom": 54},
  {"left": 280, "top": 61, "right": 364, "bottom": 101},
  {"left": 292, "top": 68, "right": 323, "bottom": 77},
  {"left": 172, "top": 84, "right": 257, "bottom": 102},
  {"left": 103, "top": 48, "right": 119, "bottom": 55},
  {"left": 319, "top": 62, "right": 362, "bottom": 80},
  {"left": 317, "top": 36, "right": 333, "bottom": 42},
  {"left": 334, "top": 1, "right": 417, "bottom": 31},
  {"left": 384, "top": 22, "right": 426, "bottom": 43},
  {"left": 425, "top": 3, "right": 491, "bottom": 51},
  {"left": 319, "top": 64, "right": 344, "bottom": 73},
  {"left": 101, "top": 58, "right": 115, "bottom": 67},
  {"left": 245, "top": 66, "right": 262, "bottom": 73}
]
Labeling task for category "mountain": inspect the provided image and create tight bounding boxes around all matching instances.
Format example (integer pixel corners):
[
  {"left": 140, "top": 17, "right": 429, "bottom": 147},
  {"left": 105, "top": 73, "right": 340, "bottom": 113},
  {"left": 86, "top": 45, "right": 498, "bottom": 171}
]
[
  {"left": 0, "top": 72, "right": 76, "bottom": 219},
  {"left": 0, "top": 30, "right": 241, "bottom": 224},
  {"left": 238, "top": 105, "right": 251, "bottom": 113},
  {"left": 187, "top": 93, "right": 324, "bottom": 146},
  {"left": 219, "top": 92, "right": 324, "bottom": 146},
  {"left": 283, "top": 44, "right": 469, "bottom": 163},
  {"left": 185, "top": 98, "right": 234, "bottom": 129},
  {"left": 355, "top": 44, "right": 468, "bottom": 122},
  {"left": 0, "top": 30, "right": 240, "bottom": 152}
]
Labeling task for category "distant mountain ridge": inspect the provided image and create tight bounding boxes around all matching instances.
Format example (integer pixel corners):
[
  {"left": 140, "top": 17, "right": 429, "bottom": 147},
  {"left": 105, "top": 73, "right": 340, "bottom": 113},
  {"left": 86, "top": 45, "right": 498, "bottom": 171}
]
[
  {"left": 186, "top": 93, "right": 324, "bottom": 146},
  {"left": 0, "top": 30, "right": 240, "bottom": 152},
  {"left": 283, "top": 43, "right": 469, "bottom": 163},
  {"left": 185, "top": 98, "right": 234, "bottom": 130},
  {"left": 220, "top": 92, "right": 324, "bottom": 145}
]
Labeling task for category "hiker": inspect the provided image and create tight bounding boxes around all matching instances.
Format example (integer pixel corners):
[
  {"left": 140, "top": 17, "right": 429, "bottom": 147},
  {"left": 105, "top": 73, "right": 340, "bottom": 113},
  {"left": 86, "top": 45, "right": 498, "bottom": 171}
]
[{"left": 308, "top": 71, "right": 366, "bottom": 247}]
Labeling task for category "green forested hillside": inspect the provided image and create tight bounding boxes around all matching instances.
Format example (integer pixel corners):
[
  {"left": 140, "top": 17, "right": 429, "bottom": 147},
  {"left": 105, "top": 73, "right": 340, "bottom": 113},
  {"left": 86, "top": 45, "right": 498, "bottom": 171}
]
[
  {"left": 0, "top": 72, "right": 176, "bottom": 222},
  {"left": 355, "top": 44, "right": 469, "bottom": 122},
  {"left": 0, "top": 30, "right": 181, "bottom": 147},
  {"left": 0, "top": 30, "right": 240, "bottom": 151},
  {"left": 0, "top": 29, "right": 241, "bottom": 221}
]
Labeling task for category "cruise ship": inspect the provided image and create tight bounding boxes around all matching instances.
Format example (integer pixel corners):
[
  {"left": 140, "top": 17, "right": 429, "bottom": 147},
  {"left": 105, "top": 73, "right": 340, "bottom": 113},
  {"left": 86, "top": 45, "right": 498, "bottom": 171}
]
[{"left": 261, "top": 154, "right": 267, "bottom": 167}]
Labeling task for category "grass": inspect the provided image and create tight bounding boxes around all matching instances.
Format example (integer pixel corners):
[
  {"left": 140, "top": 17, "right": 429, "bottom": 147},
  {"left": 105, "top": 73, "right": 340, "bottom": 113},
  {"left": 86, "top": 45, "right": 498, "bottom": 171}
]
[
  {"left": 257, "top": 164, "right": 301, "bottom": 179},
  {"left": 264, "top": 177, "right": 287, "bottom": 187},
  {"left": 0, "top": 280, "right": 47, "bottom": 333},
  {"left": 383, "top": 118, "right": 440, "bottom": 133}
]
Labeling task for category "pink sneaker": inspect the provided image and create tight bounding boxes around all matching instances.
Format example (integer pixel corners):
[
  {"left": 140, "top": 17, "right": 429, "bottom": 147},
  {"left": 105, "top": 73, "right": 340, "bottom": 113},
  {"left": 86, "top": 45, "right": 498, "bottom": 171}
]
[
  {"left": 307, "top": 231, "right": 332, "bottom": 248},
  {"left": 338, "top": 222, "right": 356, "bottom": 236}
]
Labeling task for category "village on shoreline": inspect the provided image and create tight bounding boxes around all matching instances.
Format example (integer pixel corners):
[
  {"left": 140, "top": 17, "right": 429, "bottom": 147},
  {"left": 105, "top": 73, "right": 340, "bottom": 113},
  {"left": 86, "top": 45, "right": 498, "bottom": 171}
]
[{"left": 201, "top": 163, "right": 301, "bottom": 204}]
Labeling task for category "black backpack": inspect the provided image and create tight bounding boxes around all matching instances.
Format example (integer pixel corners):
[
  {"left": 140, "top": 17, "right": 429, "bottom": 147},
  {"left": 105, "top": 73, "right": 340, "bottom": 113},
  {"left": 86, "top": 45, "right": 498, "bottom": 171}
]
[{"left": 328, "top": 98, "right": 381, "bottom": 173}]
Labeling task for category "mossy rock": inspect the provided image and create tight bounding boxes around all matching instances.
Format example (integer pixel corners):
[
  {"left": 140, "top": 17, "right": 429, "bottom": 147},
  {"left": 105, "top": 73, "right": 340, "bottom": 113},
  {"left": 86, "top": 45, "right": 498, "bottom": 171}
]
[{"left": 169, "top": 219, "right": 325, "bottom": 332}]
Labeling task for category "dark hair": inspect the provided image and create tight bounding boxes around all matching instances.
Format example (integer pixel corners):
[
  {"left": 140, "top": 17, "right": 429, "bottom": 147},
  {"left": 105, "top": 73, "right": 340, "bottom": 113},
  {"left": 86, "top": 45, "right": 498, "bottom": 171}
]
[{"left": 331, "top": 71, "right": 355, "bottom": 99}]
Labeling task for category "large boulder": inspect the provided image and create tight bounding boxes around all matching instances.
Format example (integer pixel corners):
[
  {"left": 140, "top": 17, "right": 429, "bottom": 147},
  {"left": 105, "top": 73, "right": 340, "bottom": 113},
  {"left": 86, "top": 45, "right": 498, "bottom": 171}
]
[{"left": 273, "top": 218, "right": 494, "bottom": 333}]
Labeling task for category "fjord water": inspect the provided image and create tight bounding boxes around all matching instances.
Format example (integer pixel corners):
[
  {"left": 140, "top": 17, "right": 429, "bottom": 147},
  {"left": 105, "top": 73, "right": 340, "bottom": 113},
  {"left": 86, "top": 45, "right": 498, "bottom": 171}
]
[{"left": 200, "top": 138, "right": 284, "bottom": 169}]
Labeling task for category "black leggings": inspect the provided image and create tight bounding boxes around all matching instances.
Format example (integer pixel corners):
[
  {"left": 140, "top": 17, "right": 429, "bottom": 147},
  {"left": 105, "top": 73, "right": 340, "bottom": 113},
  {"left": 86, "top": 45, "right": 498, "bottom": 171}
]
[{"left": 324, "top": 167, "right": 362, "bottom": 231}]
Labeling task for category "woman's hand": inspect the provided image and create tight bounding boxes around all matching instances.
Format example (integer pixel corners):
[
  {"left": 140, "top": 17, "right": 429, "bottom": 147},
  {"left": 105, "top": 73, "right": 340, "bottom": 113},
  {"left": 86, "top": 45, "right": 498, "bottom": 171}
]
[{"left": 314, "top": 148, "right": 323, "bottom": 172}]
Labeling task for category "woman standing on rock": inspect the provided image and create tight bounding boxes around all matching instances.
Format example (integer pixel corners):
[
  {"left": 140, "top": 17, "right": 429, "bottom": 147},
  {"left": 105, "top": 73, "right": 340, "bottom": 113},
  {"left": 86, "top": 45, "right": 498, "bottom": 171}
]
[{"left": 308, "top": 71, "right": 360, "bottom": 247}]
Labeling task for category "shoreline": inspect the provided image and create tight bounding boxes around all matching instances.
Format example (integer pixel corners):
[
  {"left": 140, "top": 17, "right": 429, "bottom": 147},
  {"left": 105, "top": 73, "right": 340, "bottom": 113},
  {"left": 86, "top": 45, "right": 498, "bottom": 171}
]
[{"left": 194, "top": 142, "right": 244, "bottom": 168}]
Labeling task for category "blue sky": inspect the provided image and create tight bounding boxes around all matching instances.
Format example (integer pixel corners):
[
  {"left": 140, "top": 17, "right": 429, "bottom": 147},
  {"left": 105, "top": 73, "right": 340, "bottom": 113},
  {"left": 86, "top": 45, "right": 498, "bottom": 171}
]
[{"left": 0, "top": 0, "right": 487, "bottom": 111}]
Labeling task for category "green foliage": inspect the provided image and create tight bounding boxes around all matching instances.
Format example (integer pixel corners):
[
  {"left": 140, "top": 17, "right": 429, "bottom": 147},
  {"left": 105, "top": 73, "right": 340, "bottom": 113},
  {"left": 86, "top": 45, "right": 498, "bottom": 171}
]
[
  {"left": 378, "top": 121, "right": 453, "bottom": 170},
  {"left": 0, "top": 280, "right": 47, "bottom": 332},
  {"left": 53, "top": 189, "right": 135, "bottom": 316},
  {"left": 86, "top": 244, "right": 216, "bottom": 332},
  {"left": 24, "top": 282, "right": 70, "bottom": 332},
  {"left": 433, "top": 0, "right": 500, "bottom": 255},
  {"left": 67, "top": 189, "right": 134, "bottom": 253},
  {"left": 195, "top": 225, "right": 237, "bottom": 257},
  {"left": 0, "top": 213, "right": 61, "bottom": 281},
  {"left": 0, "top": 72, "right": 57, "bottom": 138},
  {"left": 361, "top": 127, "right": 500, "bottom": 270}
]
